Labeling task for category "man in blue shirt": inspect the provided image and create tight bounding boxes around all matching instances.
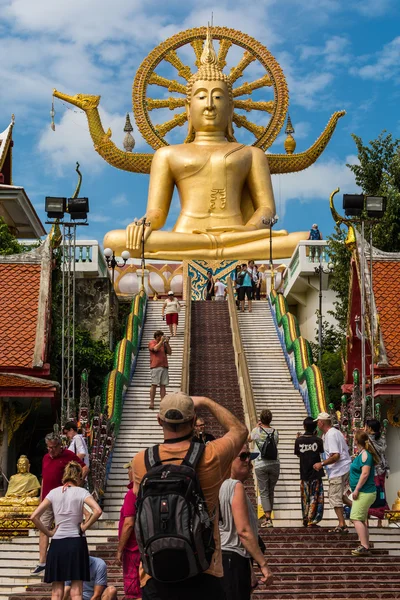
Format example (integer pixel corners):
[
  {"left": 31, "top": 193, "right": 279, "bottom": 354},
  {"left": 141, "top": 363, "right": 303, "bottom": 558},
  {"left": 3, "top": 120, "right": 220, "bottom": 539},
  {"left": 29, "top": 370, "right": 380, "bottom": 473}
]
[
  {"left": 238, "top": 263, "right": 254, "bottom": 313},
  {"left": 64, "top": 556, "right": 117, "bottom": 600}
]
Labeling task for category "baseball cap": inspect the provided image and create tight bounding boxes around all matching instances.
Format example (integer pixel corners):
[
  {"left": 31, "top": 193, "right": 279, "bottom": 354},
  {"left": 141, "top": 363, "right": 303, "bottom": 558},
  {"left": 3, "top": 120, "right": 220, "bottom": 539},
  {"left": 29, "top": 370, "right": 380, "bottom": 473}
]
[
  {"left": 159, "top": 392, "right": 195, "bottom": 424},
  {"left": 168, "top": 290, "right": 174, "bottom": 295},
  {"left": 313, "top": 412, "right": 332, "bottom": 422},
  {"left": 312, "top": 223, "right": 318, "bottom": 228},
  {"left": 123, "top": 462, "right": 132, "bottom": 469}
]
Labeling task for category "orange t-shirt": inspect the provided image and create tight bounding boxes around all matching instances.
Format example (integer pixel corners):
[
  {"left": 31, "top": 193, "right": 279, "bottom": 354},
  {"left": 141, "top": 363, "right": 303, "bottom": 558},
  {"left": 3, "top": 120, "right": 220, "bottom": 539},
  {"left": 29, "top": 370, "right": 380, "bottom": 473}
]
[
  {"left": 133, "top": 436, "right": 236, "bottom": 586},
  {"left": 148, "top": 340, "right": 168, "bottom": 369}
]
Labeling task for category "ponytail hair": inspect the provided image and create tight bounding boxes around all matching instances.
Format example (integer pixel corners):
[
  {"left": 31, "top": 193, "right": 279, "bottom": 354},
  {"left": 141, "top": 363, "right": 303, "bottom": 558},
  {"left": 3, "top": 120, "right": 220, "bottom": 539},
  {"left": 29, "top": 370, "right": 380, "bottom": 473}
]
[
  {"left": 62, "top": 461, "right": 83, "bottom": 486},
  {"left": 355, "top": 430, "right": 379, "bottom": 465},
  {"left": 366, "top": 418, "right": 381, "bottom": 440}
]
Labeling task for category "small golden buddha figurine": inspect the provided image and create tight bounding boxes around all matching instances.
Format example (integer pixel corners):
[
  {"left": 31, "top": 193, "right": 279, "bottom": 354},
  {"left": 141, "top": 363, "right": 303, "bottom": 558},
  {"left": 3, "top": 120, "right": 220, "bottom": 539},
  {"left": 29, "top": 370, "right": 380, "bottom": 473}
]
[
  {"left": 4, "top": 456, "right": 40, "bottom": 498},
  {"left": 392, "top": 491, "right": 400, "bottom": 511},
  {"left": 103, "top": 28, "right": 306, "bottom": 261}
]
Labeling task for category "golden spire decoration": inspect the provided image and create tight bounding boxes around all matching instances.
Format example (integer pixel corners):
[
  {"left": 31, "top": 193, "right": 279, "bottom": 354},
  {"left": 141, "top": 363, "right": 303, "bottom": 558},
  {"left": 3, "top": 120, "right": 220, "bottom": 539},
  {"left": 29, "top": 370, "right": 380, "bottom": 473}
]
[
  {"left": 186, "top": 25, "right": 233, "bottom": 101},
  {"left": 284, "top": 114, "right": 296, "bottom": 154}
]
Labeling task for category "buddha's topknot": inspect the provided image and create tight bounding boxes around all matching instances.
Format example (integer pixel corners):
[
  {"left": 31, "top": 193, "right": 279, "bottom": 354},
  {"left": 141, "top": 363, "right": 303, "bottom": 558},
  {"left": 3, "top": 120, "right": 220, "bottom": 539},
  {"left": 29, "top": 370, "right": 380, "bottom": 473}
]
[{"left": 186, "top": 26, "right": 233, "bottom": 102}]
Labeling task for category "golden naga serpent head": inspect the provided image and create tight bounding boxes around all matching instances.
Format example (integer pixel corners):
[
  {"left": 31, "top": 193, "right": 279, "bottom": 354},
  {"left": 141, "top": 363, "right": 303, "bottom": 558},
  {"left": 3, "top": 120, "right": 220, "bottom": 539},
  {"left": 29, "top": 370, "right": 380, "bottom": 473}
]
[
  {"left": 329, "top": 188, "right": 356, "bottom": 249},
  {"left": 53, "top": 90, "right": 100, "bottom": 111}
]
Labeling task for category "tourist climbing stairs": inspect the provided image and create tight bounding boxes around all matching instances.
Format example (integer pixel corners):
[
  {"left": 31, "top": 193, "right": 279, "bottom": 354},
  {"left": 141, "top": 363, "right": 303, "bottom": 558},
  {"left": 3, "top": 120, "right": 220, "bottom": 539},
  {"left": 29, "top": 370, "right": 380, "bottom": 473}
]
[
  {"left": 237, "top": 301, "right": 336, "bottom": 523},
  {"left": 103, "top": 300, "right": 186, "bottom": 519}
]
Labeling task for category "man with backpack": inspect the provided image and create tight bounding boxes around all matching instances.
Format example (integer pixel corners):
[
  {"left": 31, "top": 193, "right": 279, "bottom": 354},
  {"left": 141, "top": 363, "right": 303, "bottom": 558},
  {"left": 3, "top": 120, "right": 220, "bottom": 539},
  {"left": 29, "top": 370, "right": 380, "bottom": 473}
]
[
  {"left": 132, "top": 392, "right": 248, "bottom": 599},
  {"left": 250, "top": 409, "right": 280, "bottom": 528},
  {"left": 307, "top": 223, "right": 322, "bottom": 262}
]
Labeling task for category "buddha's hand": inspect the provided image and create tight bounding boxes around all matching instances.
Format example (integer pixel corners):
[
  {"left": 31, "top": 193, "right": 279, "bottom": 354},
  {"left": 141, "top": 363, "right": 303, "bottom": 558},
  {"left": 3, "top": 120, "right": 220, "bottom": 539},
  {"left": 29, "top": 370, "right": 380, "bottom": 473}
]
[{"left": 126, "top": 218, "right": 152, "bottom": 251}]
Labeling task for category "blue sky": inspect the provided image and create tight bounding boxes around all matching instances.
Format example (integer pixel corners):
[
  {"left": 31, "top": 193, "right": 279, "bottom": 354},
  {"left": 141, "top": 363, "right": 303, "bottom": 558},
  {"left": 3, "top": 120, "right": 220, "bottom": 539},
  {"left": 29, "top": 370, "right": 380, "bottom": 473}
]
[{"left": 1, "top": 0, "right": 399, "bottom": 250}]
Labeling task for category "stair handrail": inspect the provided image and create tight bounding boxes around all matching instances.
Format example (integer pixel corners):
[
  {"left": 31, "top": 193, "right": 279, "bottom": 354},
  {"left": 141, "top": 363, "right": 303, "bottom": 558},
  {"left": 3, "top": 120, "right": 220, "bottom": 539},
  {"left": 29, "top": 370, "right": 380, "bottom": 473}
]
[
  {"left": 181, "top": 276, "right": 192, "bottom": 394},
  {"left": 226, "top": 278, "right": 257, "bottom": 430}
]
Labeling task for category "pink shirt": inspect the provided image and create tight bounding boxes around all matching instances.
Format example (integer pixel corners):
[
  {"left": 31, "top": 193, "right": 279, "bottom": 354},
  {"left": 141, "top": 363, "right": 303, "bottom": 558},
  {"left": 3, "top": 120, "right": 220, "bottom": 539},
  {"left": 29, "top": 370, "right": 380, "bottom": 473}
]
[{"left": 118, "top": 484, "right": 139, "bottom": 552}]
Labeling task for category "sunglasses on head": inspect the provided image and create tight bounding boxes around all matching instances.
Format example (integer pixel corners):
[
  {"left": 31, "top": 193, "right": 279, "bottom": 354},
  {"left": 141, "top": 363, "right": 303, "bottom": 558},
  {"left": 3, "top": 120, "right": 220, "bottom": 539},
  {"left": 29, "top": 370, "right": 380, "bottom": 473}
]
[{"left": 238, "top": 452, "right": 251, "bottom": 462}]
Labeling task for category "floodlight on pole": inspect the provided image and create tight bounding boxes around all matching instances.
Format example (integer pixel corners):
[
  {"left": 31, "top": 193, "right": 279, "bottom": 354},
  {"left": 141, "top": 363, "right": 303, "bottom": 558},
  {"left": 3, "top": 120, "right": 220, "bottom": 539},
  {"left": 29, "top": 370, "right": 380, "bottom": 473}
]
[
  {"left": 67, "top": 197, "right": 89, "bottom": 220},
  {"left": 365, "top": 196, "right": 386, "bottom": 219},
  {"left": 45, "top": 197, "right": 66, "bottom": 219},
  {"left": 343, "top": 194, "right": 364, "bottom": 217},
  {"left": 340, "top": 192, "right": 387, "bottom": 420}
]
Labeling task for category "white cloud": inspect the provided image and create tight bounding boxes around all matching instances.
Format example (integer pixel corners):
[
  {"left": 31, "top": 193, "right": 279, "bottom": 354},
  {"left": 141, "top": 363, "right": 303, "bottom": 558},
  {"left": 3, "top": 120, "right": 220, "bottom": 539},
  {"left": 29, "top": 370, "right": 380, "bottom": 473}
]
[
  {"left": 3, "top": 0, "right": 165, "bottom": 46},
  {"left": 89, "top": 214, "right": 111, "bottom": 223},
  {"left": 272, "top": 154, "right": 359, "bottom": 219},
  {"left": 352, "top": 37, "right": 400, "bottom": 81},
  {"left": 37, "top": 105, "right": 148, "bottom": 175},
  {"left": 299, "top": 36, "right": 351, "bottom": 66},
  {"left": 352, "top": 0, "right": 392, "bottom": 17},
  {"left": 111, "top": 194, "right": 129, "bottom": 207}
]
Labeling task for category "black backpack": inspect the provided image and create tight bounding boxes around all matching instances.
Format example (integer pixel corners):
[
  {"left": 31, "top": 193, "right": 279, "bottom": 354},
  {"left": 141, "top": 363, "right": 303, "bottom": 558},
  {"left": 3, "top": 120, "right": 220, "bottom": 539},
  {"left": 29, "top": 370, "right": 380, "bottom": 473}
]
[
  {"left": 135, "top": 441, "right": 215, "bottom": 583},
  {"left": 260, "top": 427, "right": 278, "bottom": 460},
  {"left": 237, "top": 271, "right": 245, "bottom": 286}
]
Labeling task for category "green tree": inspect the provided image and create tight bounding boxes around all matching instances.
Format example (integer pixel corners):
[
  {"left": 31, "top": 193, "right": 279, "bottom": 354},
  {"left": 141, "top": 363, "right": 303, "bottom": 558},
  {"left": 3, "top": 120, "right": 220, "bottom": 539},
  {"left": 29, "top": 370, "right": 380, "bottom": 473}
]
[
  {"left": 0, "top": 216, "right": 24, "bottom": 255},
  {"left": 49, "top": 262, "right": 113, "bottom": 405},
  {"left": 321, "top": 131, "right": 400, "bottom": 405},
  {"left": 347, "top": 131, "right": 400, "bottom": 252},
  {"left": 311, "top": 322, "right": 344, "bottom": 408},
  {"left": 327, "top": 224, "right": 352, "bottom": 333},
  {"left": 328, "top": 131, "right": 400, "bottom": 331}
]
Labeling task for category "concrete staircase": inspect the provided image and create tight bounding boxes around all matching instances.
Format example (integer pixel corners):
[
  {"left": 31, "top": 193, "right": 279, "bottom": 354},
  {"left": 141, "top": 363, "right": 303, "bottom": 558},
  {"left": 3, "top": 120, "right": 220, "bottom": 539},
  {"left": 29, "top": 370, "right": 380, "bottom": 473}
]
[
  {"left": 237, "top": 301, "right": 336, "bottom": 524},
  {"left": 0, "top": 523, "right": 115, "bottom": 600},
  {"left": 103, "top": 300, "right": 186, "bottom": 520},
  {"left": 3, "top": 300, "right": 400, "bottom": 600},
  {"left": 12, "top": 529, "right": 400, "bottom": 600}
]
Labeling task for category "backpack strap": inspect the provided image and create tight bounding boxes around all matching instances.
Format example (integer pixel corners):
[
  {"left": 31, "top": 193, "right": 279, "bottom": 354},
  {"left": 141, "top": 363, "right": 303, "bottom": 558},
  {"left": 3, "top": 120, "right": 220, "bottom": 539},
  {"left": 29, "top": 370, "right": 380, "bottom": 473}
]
[
  {"left": 145, "top": 445, "right": 162, "bottom": 471},
  {"left": 182, "top": 440, "right": 205, "bottom": 470}
]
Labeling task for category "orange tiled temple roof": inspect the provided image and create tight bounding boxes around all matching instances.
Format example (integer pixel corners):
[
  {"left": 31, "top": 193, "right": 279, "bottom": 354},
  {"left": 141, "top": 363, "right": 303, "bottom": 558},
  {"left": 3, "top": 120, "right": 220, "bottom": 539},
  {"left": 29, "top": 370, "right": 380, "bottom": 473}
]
[
  {"left": 373, "top": 260, "right": 400, "bottom": 368},
  {"left": 0, "top": 264, "right": 42, "bottom": 369}
]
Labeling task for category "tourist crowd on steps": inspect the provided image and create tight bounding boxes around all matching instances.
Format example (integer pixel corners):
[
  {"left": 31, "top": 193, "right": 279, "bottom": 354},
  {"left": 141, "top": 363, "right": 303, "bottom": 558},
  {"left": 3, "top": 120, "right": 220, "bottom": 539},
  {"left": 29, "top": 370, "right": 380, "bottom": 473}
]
[
  {"left": 23, "top": 391, "right": 393, "bottom": 600},
  {"left": 14, "top": 291, "right": 393, "bottom": 600}
]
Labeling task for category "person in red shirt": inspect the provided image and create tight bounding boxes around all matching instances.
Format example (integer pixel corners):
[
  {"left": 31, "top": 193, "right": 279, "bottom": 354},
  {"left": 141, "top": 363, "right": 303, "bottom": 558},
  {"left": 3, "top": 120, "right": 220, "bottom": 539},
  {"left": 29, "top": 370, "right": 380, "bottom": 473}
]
[
  {"left": 117, "top": 462, "right": 141, "bottom": 599},
  {"left": 148, "top": 330, "right": 172, "bottom": 411},
  {"left": 32, "top": 433, "right": 88, "bottom": 575}
]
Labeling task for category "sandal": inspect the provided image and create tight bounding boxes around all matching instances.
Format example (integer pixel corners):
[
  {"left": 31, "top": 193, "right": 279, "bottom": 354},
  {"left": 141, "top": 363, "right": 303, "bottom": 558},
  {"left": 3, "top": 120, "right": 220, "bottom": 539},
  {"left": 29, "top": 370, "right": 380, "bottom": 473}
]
[
  {"left": 328, "top": 526, "right": 349, "bottom": 534},
  {"left": 260, "top": 518, "right": 273, "bottom": 528}
]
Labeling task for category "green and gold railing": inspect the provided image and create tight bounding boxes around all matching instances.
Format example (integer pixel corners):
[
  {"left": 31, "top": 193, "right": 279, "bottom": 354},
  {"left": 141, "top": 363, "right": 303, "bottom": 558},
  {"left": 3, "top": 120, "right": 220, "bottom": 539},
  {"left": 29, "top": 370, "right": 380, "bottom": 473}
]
[
  {"left": 102, "top": 287, "right": 147, "bottom": 433},
  {"left": 269, "top": 289, "right": 328, "bottom": 418}
]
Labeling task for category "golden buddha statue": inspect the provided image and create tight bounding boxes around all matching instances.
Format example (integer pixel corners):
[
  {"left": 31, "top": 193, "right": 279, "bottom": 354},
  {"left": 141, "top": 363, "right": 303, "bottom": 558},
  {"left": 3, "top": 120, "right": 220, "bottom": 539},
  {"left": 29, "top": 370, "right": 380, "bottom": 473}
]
[
  {"left": 392, "top": 491, "right": 400, "bottom": 511},
  {"left": 53, "top": 26, "right": 345, "bottom": 261},
  {"left": 4, "top": 455, "right": 40, "bottom": 498},
  {"left": 0, "top": 456, "right": 39, "bottom": 533}
]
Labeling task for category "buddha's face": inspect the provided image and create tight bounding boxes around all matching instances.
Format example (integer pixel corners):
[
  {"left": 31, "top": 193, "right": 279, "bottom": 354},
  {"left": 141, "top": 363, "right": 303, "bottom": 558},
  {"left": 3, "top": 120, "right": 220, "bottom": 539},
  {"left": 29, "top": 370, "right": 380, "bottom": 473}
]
[
  {"left": 17, "top": 458, "right": 29, "bottom": 474},
  {"left": 188, "top": 80, "right": 232, "bottom": 133}
]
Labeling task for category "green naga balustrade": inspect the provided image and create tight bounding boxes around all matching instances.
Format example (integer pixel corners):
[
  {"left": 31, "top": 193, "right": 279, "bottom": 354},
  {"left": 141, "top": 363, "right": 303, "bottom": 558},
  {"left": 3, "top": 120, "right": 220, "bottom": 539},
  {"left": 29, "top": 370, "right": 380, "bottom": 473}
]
[
  {"left": 102, "top": 288, "right": 147, "bottom": 433},
  {"left": 270, "top": 289, "right": 328, "bottom": 418}
]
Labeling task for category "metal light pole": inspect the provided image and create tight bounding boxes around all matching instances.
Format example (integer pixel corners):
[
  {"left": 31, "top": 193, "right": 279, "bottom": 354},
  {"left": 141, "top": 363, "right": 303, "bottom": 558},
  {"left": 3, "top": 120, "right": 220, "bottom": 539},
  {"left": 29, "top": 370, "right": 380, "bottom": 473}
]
[
  {"left": 103, "top": 249, "right": 131, "bottom": 351},
  {"left": 341, "top": 192, "right": 386, "bottom": 419},
  {"left": 135, "top": 217, "right": 151, "bottom": 272},
  {"left": 369, "top": 225, "right": 375, "bottom": 412},
  {"left": 314, "top": 262, "right": 334, "bottom": 363},
  {"left": 262, "top": 215, "right": 279, "bottom": 291},
  {"left": 360, "top": 219, "right": 366, "bottom": 416}
]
